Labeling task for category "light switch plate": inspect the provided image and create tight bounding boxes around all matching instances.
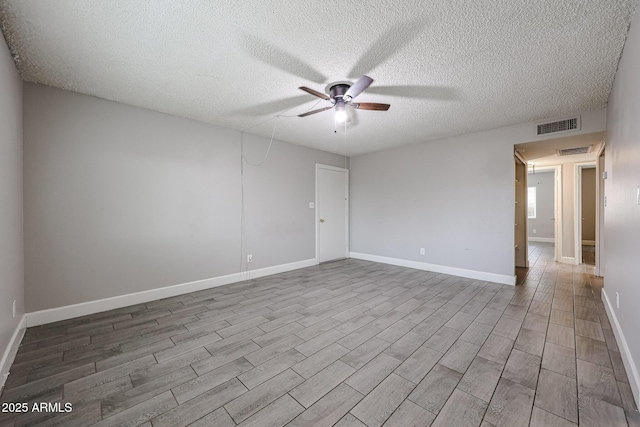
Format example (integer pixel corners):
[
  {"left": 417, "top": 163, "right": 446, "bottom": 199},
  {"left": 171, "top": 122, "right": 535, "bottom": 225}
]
[{"left": 309, "top": 202, "right": 315, "bottom": 209}]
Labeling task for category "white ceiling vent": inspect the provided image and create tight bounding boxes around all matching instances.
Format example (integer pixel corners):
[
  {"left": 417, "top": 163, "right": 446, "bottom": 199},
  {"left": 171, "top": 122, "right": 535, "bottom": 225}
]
[
  {"left": 556, "top": 145, "right": 592, "bottom": 156},
  {"left": 536, "top": 117, "right": 580, "bottom": 136}
]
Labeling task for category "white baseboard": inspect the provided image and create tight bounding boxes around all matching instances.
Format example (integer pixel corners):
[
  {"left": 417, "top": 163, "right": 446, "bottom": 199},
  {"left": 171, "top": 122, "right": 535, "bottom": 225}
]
[
  {"left": 1, "top": 315, "right": 26, "bottom": 393},
  {"left": 528, "top": 237, "right": 555, "bottom": 243},
  {"left": 560, "top": 256, "right": 577, "bottom": 265},
  {"left": 602, "top": 289, "right": 640, "bottom": 408},
  {"left": 26, "top": 259, "right": 317, "bottom": 327},
  {"left": 349, "top": 252, "right": 516, "bottom": 286},
  {"left": 582, "top": 240, "right": 596, "bottom": 246}
]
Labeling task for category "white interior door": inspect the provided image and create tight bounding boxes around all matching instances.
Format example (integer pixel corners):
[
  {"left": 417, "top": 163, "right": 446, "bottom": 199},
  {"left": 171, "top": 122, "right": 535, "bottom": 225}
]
[{"left": 317, "top": 165, "right": 348, "bottom": 263}]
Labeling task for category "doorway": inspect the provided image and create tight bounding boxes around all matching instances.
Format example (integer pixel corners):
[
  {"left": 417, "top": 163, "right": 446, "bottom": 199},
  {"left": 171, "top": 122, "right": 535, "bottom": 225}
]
[
  {"left": 576, "top": 163, "right": 596, "bottom": 265},
  {"left": 514, "top": 131, "right": 604, "bottom": 270},
  {"left": 527, "top": 165, "right": 561, "bottom": 264},
  {"left": 316, "top": 164, "right": 349, "bottom": 263}
]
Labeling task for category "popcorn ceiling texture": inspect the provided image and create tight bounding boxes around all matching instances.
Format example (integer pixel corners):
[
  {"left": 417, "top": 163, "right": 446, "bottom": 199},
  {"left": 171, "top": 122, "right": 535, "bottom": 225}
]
[{"left": 0, "top": 0, "right": 636, "bottom": 155}]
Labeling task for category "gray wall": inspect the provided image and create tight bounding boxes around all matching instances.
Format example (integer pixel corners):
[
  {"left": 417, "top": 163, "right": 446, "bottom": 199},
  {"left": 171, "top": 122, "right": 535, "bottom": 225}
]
[
  {"left": 605, "top": 7, "right": 640, "bottom": 401},
  {"left": 23, "top": 84, "right": 344, "bottom": 312},
  {"left": 527, "top": 171, "right": 555, "bottom": 239},
  {"left": 350, "top": 108, "right": 606, "bottom": 280},
  {"left": 581, "top": 167, "right": 596, "bottom": 242},
  {"left": 0, "top": 36, "right": 23, "bottom": 358},
  {"left": 350, "top": 133, "right": 513, "bottom": 277}
]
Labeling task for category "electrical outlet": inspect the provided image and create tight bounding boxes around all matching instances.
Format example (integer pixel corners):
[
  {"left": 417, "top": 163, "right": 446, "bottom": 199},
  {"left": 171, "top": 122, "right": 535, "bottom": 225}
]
[
  {"left": 420, "top": 248, "right": 425, "bottom": 255},
  {"left": 616, "top": 292, "right": 620, "bottom": 309},
  {"left": 533, "top": 229, "right": 537, "bottom": 234},
  {"left": 247, "top": 254, "right": 253, "bottom": 263},
  {"left": 12, "top": 300, "right": 16, "bottom": 318}
]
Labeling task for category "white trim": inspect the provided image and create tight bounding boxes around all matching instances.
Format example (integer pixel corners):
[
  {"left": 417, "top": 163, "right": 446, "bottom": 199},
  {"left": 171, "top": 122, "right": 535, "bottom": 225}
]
[
  {"left": 551, "top": 165, "right": 562, "bottom": 263},
  {"left": 596, "top": 146, "right": 605, "bottom": 278},
  {"left": 315, "top": 164, "right": 349, "bottom": 264},
  {"left": 528, "top": 237, "right": 555, "bottom": 243},
  {"left": 574, "top": 162, "right": 596, "bottom": 265},
  {"left": 581, "top": 240, "right": 596, "bottom": 246},
  {"left": 26, "top": 258, "right": 317, "bottom": 327},
  {"left": 602, "top": 289, "right": 640, "bottom": 408},
  {"left": 1, "top": 315, "right": 26, "bottom": 393},
  {"left": 350, "top": 252, "right": 516, "bottom": 286},
  {"left": 559, "top": 256, "right": 578, "bottom": 265}
]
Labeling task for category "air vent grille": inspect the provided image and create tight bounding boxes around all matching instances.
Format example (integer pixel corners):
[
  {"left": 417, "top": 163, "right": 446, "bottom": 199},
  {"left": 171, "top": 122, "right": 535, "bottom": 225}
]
[
  {"left": 537, "top": 118, "right": 579, "bottom": 135},
  {"left": 557, "top": 146, "right": 592, "bottom": 156}
]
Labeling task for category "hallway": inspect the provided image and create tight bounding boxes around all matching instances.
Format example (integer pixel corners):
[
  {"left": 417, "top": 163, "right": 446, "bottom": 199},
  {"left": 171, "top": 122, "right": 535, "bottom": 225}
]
[{"left": 517, "top": 241, "right": 638, "bottom": 425}]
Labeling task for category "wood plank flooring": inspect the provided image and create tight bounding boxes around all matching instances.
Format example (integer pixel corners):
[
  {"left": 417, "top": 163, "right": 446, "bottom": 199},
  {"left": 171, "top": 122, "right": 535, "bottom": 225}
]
[
  {"left": 1, "top": 242, "right": 637, "bottom": 426},
  {"left": 582, "top": 245, "right": 596, "bottom": 266}
]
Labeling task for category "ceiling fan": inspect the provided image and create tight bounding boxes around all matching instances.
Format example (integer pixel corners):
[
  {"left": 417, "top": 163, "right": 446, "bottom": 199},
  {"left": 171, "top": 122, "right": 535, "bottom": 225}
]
[{"left": 298, "top": 75, "right": 390, "bottom": 122}]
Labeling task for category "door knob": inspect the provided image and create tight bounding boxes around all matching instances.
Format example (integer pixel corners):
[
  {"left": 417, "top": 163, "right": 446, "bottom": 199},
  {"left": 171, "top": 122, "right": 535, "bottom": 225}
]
[{"left": 319, "top": 219, "right": 325, "bottom": 223}]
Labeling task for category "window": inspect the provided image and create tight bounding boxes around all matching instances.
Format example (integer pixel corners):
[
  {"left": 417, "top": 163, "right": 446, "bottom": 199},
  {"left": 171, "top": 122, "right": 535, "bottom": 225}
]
[{"left": 528, "top": 187, "right": 536, "bottom": 218}]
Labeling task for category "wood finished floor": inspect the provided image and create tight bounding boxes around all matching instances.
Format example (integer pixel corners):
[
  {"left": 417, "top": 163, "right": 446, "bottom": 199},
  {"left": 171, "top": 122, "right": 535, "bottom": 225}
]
[
  {"left": 582, "top": 245, "right": 596, "bottom": 266},
  {"left": 1, "top": 242, "right": 638, "bottom": 426}
]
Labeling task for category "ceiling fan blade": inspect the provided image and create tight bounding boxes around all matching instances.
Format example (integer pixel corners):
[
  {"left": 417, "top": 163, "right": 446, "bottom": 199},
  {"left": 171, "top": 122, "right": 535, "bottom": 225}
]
[
  {"left": 352, "top": 102, "right": 390, "bottom": 111},
  {"left": 344, "top": 75, "right": 374, "bottom": 100},
  {"left": 298, "top": 105, "right": 334, "bottom": 117},
  {"left": 299, "top": 86, "right": 329, "bottom": 100}
]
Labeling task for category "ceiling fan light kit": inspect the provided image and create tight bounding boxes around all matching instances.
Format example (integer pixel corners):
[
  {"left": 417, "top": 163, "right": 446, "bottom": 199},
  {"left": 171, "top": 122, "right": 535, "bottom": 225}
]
[
  {"left": 298, "top": 75, "right": 391, "bottom": 121},
  {"left": 334, "top": 103, "right": 347, "bottom": 123}
]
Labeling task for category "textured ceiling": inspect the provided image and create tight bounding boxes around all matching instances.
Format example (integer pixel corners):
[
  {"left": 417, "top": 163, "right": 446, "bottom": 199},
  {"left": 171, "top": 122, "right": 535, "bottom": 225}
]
[{"left": 0, "top": 1, "right": 636, "bottom": 156}]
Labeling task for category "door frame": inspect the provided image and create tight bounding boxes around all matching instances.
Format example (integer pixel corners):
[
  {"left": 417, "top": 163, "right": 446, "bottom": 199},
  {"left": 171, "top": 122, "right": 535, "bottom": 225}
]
[
  {"left": 528, "top": 164, "right": 562, "bottom": 263},
  {"left": 315, "top": 164, "right": 349, "bottom": 264},
  {"left": 595, "top": 144, "right": 605, "bottom": 276},
  {"left": 574, "top": 162, "right": 597, "bottom": 267}
]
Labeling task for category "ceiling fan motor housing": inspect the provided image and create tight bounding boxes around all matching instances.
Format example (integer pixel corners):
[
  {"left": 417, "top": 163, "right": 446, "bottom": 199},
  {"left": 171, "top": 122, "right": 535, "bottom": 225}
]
[{"left": 329, "top": 83, "right": 351, "bottom": 101}]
